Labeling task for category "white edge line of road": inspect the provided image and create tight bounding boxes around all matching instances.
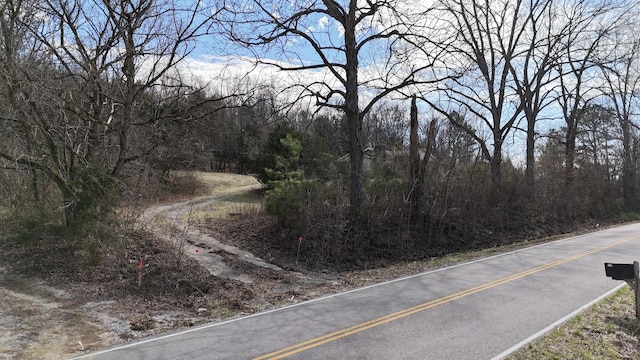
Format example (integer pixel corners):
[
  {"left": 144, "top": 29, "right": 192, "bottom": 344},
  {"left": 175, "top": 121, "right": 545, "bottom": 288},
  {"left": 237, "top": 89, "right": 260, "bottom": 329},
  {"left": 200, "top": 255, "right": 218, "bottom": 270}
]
[
  {"left": 68, "top": 224, "right": 633, "bottom": 359},
  {"left": 490, "top": 282, "right": 627, "bottom": 360}
]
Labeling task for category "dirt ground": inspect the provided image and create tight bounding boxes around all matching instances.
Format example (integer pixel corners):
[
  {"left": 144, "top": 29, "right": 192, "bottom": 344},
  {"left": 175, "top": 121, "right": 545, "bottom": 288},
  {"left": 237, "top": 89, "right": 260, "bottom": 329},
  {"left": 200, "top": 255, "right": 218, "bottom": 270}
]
[{"left": 0, "top": 266, "right": 118, "bottom": 359}]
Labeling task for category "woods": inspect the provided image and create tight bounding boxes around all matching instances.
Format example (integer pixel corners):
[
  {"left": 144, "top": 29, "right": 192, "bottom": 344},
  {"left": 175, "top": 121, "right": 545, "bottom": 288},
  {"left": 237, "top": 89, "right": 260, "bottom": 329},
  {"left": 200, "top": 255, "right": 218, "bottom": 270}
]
[{"left": 3, "top": 0, "right": 640, "bottom": 265}]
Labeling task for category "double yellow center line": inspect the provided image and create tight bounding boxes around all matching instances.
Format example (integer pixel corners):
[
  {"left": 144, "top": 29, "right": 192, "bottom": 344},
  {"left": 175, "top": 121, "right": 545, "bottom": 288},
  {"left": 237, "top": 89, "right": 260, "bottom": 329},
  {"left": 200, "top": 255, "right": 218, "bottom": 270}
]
[{"left": 254, "top": 235, "right": 637, "bottom": 360}]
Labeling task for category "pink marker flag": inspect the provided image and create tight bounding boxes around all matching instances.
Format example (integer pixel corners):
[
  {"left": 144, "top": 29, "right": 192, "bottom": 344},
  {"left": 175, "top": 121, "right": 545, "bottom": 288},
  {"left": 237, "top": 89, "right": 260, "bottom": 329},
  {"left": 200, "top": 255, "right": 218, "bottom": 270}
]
[{"left": 136, "top": 259, "right": 143, "bottom": 287}]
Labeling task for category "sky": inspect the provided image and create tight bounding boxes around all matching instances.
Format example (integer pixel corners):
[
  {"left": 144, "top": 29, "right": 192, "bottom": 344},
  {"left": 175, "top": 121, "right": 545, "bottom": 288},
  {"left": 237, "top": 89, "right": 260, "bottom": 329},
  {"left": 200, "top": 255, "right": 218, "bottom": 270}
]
[{"left": 183, "top": 1, "right": 459, "bottom": 119}]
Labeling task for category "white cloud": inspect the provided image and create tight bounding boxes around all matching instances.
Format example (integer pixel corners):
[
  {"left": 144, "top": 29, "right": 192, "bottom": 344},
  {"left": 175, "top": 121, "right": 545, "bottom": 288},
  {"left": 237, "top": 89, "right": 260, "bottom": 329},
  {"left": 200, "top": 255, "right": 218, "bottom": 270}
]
[
  {"left": 318, "top": 16, "right": 329, "bottom": 30},
  {"left": 175, "top": 55, "right": 341, "bottom": 111}
]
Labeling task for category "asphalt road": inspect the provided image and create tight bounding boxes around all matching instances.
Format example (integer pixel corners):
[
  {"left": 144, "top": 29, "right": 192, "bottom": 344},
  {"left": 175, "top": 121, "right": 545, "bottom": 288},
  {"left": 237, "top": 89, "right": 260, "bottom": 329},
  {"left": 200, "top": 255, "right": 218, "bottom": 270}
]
[{"left": 72, "top": 223, "right": 640, "bottom": 360}]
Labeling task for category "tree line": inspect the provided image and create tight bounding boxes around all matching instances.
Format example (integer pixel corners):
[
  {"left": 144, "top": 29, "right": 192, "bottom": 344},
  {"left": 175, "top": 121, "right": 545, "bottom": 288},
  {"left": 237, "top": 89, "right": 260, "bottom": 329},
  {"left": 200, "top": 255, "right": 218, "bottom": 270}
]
[{"left": 2, "top": 0, "right": 640, "bottom": 263}]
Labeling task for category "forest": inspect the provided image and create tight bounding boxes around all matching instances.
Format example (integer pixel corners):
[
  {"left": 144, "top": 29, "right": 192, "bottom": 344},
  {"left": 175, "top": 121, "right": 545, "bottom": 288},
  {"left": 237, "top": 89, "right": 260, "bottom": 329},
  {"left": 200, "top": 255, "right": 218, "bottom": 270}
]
[{"left": 2, "top": 0, "right": 640, "bottom": 266}]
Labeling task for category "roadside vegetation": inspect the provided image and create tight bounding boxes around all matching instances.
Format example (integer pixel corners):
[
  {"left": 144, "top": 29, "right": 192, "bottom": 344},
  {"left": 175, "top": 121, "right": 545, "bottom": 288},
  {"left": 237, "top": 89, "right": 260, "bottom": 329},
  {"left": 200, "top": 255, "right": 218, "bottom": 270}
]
[{"left": 0, "top": 171, "right": 639, "bottom": 358}]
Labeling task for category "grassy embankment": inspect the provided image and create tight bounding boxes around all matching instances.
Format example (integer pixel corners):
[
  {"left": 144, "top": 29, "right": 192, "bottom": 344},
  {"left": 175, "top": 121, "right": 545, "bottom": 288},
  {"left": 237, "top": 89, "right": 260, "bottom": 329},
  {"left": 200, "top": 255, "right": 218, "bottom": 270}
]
[{"left": 507, "top": 285, "right": 639, "bottom": 359}]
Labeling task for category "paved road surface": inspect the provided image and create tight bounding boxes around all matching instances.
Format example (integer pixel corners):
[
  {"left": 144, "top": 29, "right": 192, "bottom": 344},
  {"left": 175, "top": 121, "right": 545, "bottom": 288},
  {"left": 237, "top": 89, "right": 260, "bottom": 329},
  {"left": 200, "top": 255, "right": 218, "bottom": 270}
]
[{"left": 72, "top": 223, "right": 640, "bottom": 360}]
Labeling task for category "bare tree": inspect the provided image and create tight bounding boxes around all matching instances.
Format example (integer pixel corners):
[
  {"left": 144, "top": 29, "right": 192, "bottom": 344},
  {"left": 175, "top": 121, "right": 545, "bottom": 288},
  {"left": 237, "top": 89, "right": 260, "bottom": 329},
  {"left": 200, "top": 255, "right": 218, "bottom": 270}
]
[
  {"left": 600, "top": 32, "right": 640, "bottom": 211},
  {"left": 0, "top": 0, "right": 45, "bottom": 203},
  {"left": 363, "top": 103, "right": 408, "bottom": 150},
  {"left": 575, "top": 104, "right": 619, "bottom": 181},
  {"left": 508, "top": 0, "right": 563, "bottom": 199},
  {"left": 220, "top": 0, "right": 444, "bottom": 219},
  {"left": 0, "top": 0, "right": 215, "bottom": 225},
  {"left": 422, "top": 0, "right": 531, "bottom": 204},
  {"left": 555, "top": 0, "right": 622, "bottom": 217}
]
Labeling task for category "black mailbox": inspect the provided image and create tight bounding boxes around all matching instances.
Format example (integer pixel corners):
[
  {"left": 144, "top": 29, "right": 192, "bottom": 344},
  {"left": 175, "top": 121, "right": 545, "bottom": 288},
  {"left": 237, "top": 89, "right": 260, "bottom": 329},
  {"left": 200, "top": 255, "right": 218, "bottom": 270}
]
[{"left": 605, "top": 263, "right": 635, "bottom": 280}]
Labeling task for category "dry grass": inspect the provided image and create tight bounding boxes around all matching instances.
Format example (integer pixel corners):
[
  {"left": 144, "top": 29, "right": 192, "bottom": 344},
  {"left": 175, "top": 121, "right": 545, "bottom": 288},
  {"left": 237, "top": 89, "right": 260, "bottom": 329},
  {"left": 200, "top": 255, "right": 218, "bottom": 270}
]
[
  {"left": 181, "top": 171, "right": 264, "bottom": 222},
  {"left": 147, "top": 171, "right": 264, "bottom": 223},
  {"left": 190, "top": 191, "right": 264, "bottom": 223},
  {"left": 508, "top": 286, "right": 640, "bottom": 360},
  {"left": 185, "top": 171, "right": 262, "bottom": 196}
]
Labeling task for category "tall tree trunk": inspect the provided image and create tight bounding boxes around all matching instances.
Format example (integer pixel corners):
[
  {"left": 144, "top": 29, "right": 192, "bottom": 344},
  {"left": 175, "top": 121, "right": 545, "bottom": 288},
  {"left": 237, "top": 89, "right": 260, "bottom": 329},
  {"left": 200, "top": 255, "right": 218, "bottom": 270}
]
[
  {"left": 345, "top": 1, "right": 364, "bottom": 220},
  {"left": 525, "top": 113, "right": 536, "bottom": 200},
  {"left": 489, "top": 137, "right": 503, "bottom": 205},
  {"left": 408, "top": 97, "right": 437, "bottom": 219},
  {"left": 564, "top": 121, "right": 577, "bottom": 219},
  {"left": 621, "top": 115, "right": 637, "bottom": 211},
  {"left": 409, "top": 96, "right": 421, "bottom": 216}
]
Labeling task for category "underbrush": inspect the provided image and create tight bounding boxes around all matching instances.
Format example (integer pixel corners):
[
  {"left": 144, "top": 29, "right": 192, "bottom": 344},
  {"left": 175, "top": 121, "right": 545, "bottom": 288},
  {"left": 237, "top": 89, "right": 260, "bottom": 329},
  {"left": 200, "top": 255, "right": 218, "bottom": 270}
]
[
  {"left": 0, "top": 221, "right": 248, "bottom": 314},
  {"left": 211, "top": 205, "right": 613, "bottom": 273},
  {"left": 1, "top": 168, "right": 630, "bottom": 277}
]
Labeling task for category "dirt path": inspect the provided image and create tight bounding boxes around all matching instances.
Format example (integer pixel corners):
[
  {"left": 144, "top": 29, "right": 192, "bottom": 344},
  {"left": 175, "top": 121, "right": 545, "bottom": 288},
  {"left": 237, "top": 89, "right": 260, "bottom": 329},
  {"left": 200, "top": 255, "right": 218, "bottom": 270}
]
[{"left": 141, "top": 183, "right": 287, "bottom": 284}]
